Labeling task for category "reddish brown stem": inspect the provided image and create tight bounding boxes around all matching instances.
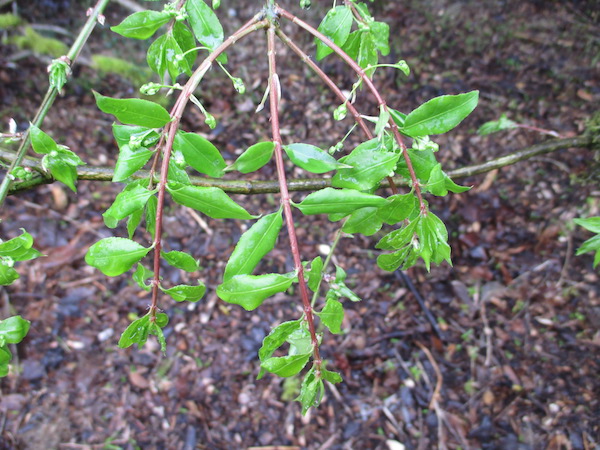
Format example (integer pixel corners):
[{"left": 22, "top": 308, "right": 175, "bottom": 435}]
[
  {"left": 277, "top": 7, "right": 430, "bottom": 204},
  {"left": 266, "top": 25, "right": 322, "bottom": 368},
  {"left": 275, "top": 28, "right": 399, "bottom": 195},
  {"left": 148, "top": 16, "right": 269, "bottom": 318}
]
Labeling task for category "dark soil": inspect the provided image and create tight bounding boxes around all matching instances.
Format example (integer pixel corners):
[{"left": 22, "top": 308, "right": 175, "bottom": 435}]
[{"left": 1, "top": 0, "right": 599, "bottom": 449}]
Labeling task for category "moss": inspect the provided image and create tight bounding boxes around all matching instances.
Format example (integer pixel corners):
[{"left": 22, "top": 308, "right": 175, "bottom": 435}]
[
  {"left": 91, "top": 54, "right": 153, "bottom": 88},
  {"left": 0, "top": 13, "right": 22, "bottom": 29},
  {"left": 9, "top": 26, "right": 67, "bottom": 57}
]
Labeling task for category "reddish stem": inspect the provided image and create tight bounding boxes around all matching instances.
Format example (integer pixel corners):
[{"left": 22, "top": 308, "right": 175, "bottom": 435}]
[
  {"left": 266, "top": 26, "right": 322, "bottom": 368},
  {"left": 277, "top": 7, "right": 428, "bottom": 205},
  {"left": 148, "top": 16, "right": 269, "bottom": 318}
]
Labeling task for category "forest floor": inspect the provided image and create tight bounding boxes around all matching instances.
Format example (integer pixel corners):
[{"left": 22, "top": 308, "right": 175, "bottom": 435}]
[{"left": 0, "top": 0, "right": 599, "bottom": 449}]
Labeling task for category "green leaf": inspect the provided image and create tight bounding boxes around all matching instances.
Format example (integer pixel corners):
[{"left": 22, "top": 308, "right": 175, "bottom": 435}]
[
  {"left": 0, "top": 229, "right": 40, "bottom": 260},
  {"left": 118, "top": 314, "right": 151, "bottom": 349},
  {"left": 318, "top": 298, "right": 344, "bottom": 334},
  {"left": 172, "top": 22, "right": 197, "bottom": 75},
  {"left": 358, "top": 33, "right": 377, "bottom": 77},
  {"left": 145, "top": 195, "right": 157, "bottom": 239},
  {"left": 160, "top": 282, "right": 206, "bottom": 302},
  {"left": 111, "top": 10, "right": 171, "bottom": 40},
  {"left": 132, "top": 263, "right": 154, "bottom": 292},
  {"left": 227, "top": 141, "right": 274, "bottom": 173},
  {"left": 315, "top": 6, "right": 353, "bottom": 60},
  {"left": 217, "top": 273, "right": 295, "bottom": 311},
  {"left": 294, "top": 188, "right": 386, "bottom": 215},
  {"left": 287, "top": 326, "right": 312, "bottom": 355},
  {"left": 42, "top": 149, "right": 84, "bottom": 192},
  {"left": 0, "top": 265, "right": 19, "bottom": 286},
  {"left": 127, "top": 208, "right": 143, "bottom": 239},
  {"left": 223, "top": 210, "right": 283, "bottom": 282},
  {"left": 307, "top": 256, "right": 323, "bottom": 292},
  {"left": 425, "top": 163, "right": 470, "bottom": 196},
  {"left": 173, "top": 131, "right": 226, "bottom": 178},
  {"left": 261, "top": 353, "right": 311, "bottom": 377},
  {"left": 167, "top": 184, "right": 255, "bottom": 219},
  {"left": 574, "top": 217, "right": 600, "bottom": 234},
  {"left": 85, "top": 237, "right": 151, "bottom": 277},
  {"left": 168, "top": 152, "right": 191, "bottom": 185},
  {"left": 151, "top": 322, "right": 167, "bottom": 354},
  {"left": 284, "top": 143, "right": 350, "bottom": 174},
  {"left": 258, "top": 319, "right": 302, "bottom": 363},
  {"left": 113, "top": 145, "right": 154, "bottom": 182},
  {"left": 575, "top": 234, "right": 600, "bottom": 268},
  {"left": 332, "top": 139, "right": 399, "bottom": 191},
  {"left": 376, "top": 219, "right": 420, "bottom": 271},
  {"left": 297, "top": 368, "right": 324, "bottom": 415},
  {"left": 321, "top": 368, "right": 342, "bottom": 384},
  {"left": 377, "top": 193, "right": 419, "bottom": 225},
  {"left": 29, "top": 124, "right": 57, "bottom": 154},
  {"left": 417, "top": 212, "right": 452, "bottom": 270},
  {"left": 94, "top": 91, "right": 171, "bottom": 128},
  {"left": 342, "top": 207, "right": 383, "bottom": 236},
  {"left": 103, "top": 184, "right": 156, "bottom": 228},
  {"left": 370, "top": 21, "right": 390, "bottom": 56},
  {"left": 0, "top": 316, "right": 30, "bottom": 345},
  {"left": 401, "top": 91, "right": 479, "bottom": 137},
  {"left": 161, "top": 250, "right": 200, "bottom": 272},
  {"left": 186, "top": 0, "right": 224, "bottom": 51},
  {"left": 477, "top": 114, "right": 517, "bottom": 136},
  {"left": 341, "top": 31, "right": 361, "bottom": 60}
]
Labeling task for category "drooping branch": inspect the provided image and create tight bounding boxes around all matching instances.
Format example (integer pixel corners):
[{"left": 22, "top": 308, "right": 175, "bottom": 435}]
[
  {"left": 266, "top": 24, "right": 322, "bottom": 368},
  {"left": 2, "top": 133, "right": 596, "bottom": 196}
]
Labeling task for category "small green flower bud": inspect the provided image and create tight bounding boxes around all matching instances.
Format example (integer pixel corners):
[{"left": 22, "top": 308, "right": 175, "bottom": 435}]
[
  {"left": 333, "top": 103, "right": 347, "bottom": 121},
  {"left": 232, "top": 77, "right": 246, "bottom": 94},
  {"left": 204, "top": 113, "right": 216, "bottom": 129}
]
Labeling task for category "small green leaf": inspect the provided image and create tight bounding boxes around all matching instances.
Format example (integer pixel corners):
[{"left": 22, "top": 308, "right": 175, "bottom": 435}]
[
  {"left": 0, "top": 229, "right": 38, "bottom": 259},
  {"left": 477, "top": 114, "right": 517, "bottom": 136},
  {"left": 321, "top": 368, "right": 342, "bottom": 384},
  {"left": 172, "top": 22, "right": 197, "bottom": 75},
  {"left": 294, "top": 188, "right": 387, "bottom": 215},
  {"left": 227, "top": 141, "right": 274, "bottom": 173},
  {"left": 186, "top": 0, "right": 224, "bottom": 51},
  {"left": 224, "top": 210, "right": 283, "bottom": 281},
  {"left": 94, "top": 91, "right": 171, "bottom": 128},
  {"left": 217, "top": 273, "right": 295, "bottom": 311},
  {"left": 284, "top": 143, "right": 350, "bottom": 174},
  {"left": 258, "top": 319, "right": 302, "bottom": 363},
  {"left": 318, "top": 297, "right": 344, "bottom": 334},
  {"left": 370, "top": 21, "right": 390, "bottom": 56},
  {"left": 0, "top": 265, "right": 19, "bottom": 286},
  {"left": 332, "top": 139, "right": 399, "bottom": 191},
  {"left": 111, "top": 10, "right": 171, "bottom": 40},
  {"left": 113, "top": 145, "right": 154, "bottom": 182},
  {"left": 103, "top": 184, "right": 156, "bottom": 228},
  {"left": 574, "top": 217, "right": 600, "bottom": 234},
  {"left": 307, "top": 256, "right": 323, "bottom": 292},
  {"left": 167, "top": 184, "right": 255, "bottom": 219},
  {"left": 575, "top": 234, "right": 600, "bottom": 268},
  {"left": 132, "top": 263, "right": 153, "bottom": 292},
  {"left": 118, "top": 314, "right": 151, "bottom": 348},
  {"left": 261, "top": 353, "right": 311, "bottom": 377},
  {"left": 145, "top": 195, "right": 157, "bottom": 239},
  {"left": 43, "top": 149, "right": 84, "bottom": 192},
  {"left": 160, "top": 282, "right": 206, "bottom": 302},
  {"left": 161, "top": 250, "right": 200, "bottom": 272},
  {"left": 418, "top": 212, "right": 452, "bottom": 270},
  {"left": 85, "top": 237, "right": 151, "bottom": 277},
  {"left": 151, "top": 322, "right": 167, "bottom": 354},
  {"left": 358, "top": 33, "right": 377, "bottom": 77},
  {"left": 297, "top": 368, "right": 324, "bottom": 415},
  {"left": 0, "top": 316, "right": 30, "bottom": 344},
  {"left": 377, "top": 193, "right": 419, "bottom": 225},
  {"left": 127, "top": 208, "right": 143, "bottom": 239},
  {"left": 173, "top": 131, "right": 226, "bottom": 178},
  {"left": 168, "top": 152, "right": 192, "bottom": 185},
  {"left": 29, "top": 124, "right": 57, "bottom": 154},
  {"left": 315, "top": 6, "right": 353, "bottom": 60},
  {"left": 342, "top": 207, "right": 383, "bottom": 236},
  {"left": 401, "top": 91, "right": 479, "bottom": 137}
]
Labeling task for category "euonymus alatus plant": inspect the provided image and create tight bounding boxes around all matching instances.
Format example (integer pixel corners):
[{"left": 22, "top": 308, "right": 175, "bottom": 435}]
[{"left": 2, "top": 0, "right": 482, "bottom": 413}]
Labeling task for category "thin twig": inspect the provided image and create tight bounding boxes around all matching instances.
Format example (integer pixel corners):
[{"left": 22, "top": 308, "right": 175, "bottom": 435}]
[
  {"left": 2, "top": 134, "right": 597, "bottom": 194},
  {"left": 266, "top": 24, "right": 321, "bottom": 368},
  {"left": 396, "top": 271, "right": 444, "bottom": 340}
]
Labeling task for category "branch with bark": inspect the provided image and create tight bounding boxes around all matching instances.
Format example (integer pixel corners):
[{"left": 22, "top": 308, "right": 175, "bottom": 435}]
[{"left": 1, "top": 133, "right": 597, "bottom": 196}]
